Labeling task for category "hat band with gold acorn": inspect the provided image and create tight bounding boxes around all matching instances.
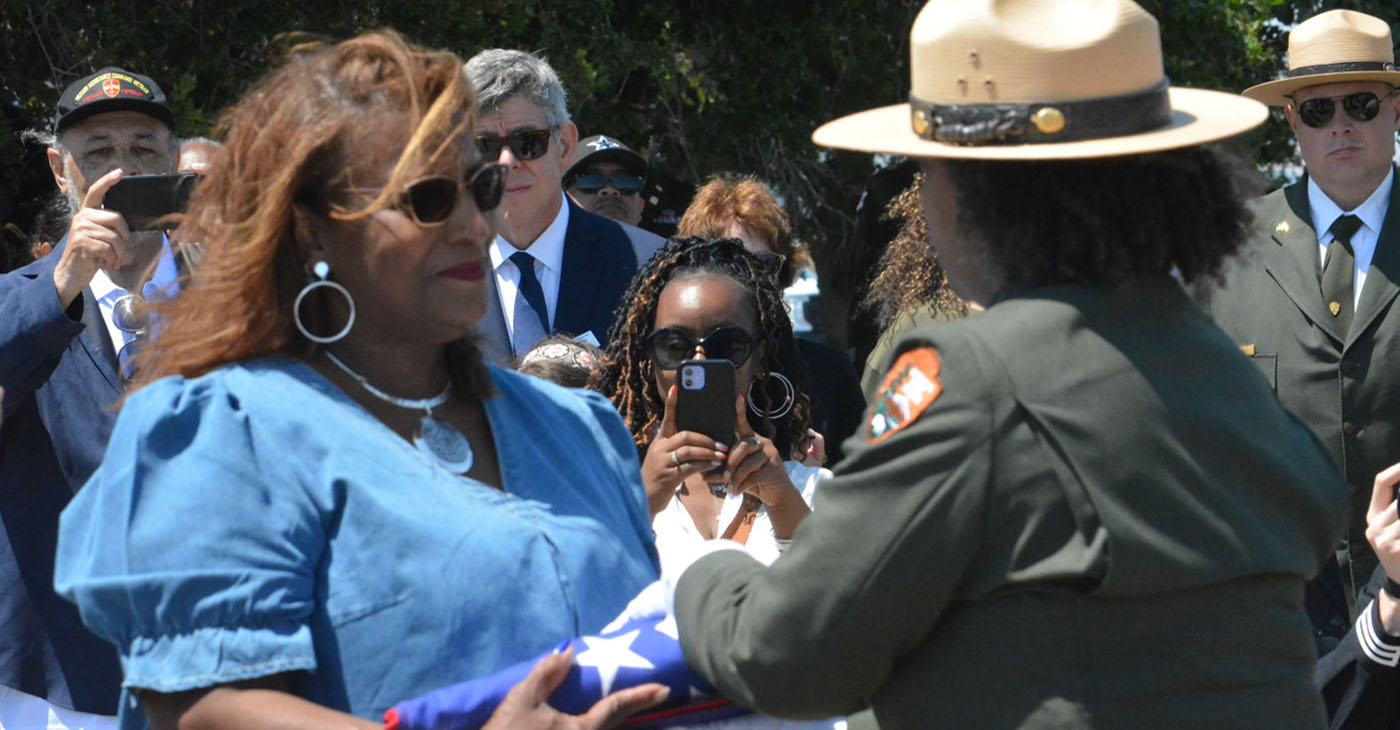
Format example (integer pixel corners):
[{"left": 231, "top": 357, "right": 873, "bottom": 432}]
[
  {"left": 1288, "top": 60, "right": 1397, "bottom": 77},
  {"left": 909, "top": 79, "right": 1172, "bottom": 146}
]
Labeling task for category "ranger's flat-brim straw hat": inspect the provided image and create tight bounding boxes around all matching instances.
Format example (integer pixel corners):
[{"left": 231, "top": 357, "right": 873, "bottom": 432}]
[
  {"left": 813, "top": 0, "right": 1267, "bottom": 160},
  {"left": 1243, "top": 9, "right": 1400, "bottom": 107}
]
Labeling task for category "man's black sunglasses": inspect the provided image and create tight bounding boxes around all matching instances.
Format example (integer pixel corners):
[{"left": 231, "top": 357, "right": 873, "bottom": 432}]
[
  {"left": 474, "top": 129, "right": 554, "bottom": 161},
  {"left": 645, "top": 326, "right": 756, "bottom": 370},
  {"left": 1293, "top": 90, "right": 1395, "bottom": 128},
  {"left": 572, "top": 173, "right": 643, "bottom": 195}
]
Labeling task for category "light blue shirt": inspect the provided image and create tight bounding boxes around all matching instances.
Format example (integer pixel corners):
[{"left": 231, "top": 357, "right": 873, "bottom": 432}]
[{"left": 55, "top": 358, "right": 658, "bottom": 728}]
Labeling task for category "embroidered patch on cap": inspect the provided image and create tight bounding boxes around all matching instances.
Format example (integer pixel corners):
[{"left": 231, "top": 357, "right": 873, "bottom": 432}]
[{"left": 867, "top": 347, "right": 942, "bottom": 444}]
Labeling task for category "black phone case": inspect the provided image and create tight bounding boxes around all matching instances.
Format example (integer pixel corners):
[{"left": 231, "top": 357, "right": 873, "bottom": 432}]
[
  {"left": 675, "top": 359, "right": 737, "bottom": 446},
  {"left": 104, "top": 172, "right": 198, "bottom": 230}
]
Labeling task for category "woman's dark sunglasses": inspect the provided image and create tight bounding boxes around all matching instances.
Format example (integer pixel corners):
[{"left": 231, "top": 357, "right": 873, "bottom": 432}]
[
  {"left": 1294, "top": 91, "right": 1393, "bottom": 128},
  {"left": 573, "top": 173, "right": 643, "bottom": 195},
  {"left": 394, "top": 164, "right": 507, "bottom": 227},
  {"left": 645, "top": 326, "right": 756, "bottom": 370},
  {"left": 474, "top": 129, "right": 553, "bottom": 161}
]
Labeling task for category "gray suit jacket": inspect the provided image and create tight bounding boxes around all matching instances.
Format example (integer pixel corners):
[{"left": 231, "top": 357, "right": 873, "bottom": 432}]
[{"left": 1196, "top": 172, "right": 1400, "bottom": 612}]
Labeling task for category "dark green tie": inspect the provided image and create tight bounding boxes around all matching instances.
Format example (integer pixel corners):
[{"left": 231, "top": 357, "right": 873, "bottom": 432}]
[{"left": 1321, "top": 214, "right": 1361, "bottom": 335}]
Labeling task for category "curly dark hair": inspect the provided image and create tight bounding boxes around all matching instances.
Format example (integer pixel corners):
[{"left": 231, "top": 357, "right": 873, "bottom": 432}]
[
  {"left": 861, "top": 172, "right": 968, "bottom": 329},
  {"left": 941, "top": 143, "right": 1260, "bottom": 290},
  {"left": 591, "top": 236, "right": 812, "bottom": 461}
]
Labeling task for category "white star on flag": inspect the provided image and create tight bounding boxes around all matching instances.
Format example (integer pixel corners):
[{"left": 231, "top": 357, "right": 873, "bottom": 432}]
[
  {"left": 654, "top": 614, "right": 679, "bottom": 639},
  {"left": 573, "top": 629, "right": 656, "bottom": 695}
]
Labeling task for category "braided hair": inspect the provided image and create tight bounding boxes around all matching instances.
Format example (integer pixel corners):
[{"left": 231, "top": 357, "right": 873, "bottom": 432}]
[{"left": 592, "top": 236, "right": 812, "bottom": 461}]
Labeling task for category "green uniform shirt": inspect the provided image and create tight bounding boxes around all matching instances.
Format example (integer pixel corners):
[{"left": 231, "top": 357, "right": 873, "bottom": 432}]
[
  {"left": 677, "top": 277, "right": 1346, "bottom": 729},
  {"left": 1196, "top": 173, "right": 1400, "bottom": 613}
]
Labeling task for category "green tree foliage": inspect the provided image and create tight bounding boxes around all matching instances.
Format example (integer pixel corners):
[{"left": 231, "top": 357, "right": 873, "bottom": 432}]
[{"left": 2, "top": 0, "right": 1396, "bottom": 344}]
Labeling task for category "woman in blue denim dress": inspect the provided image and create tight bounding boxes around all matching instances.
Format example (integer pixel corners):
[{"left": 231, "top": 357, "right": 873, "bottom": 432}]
[{"left": 54, "top": 31, "right": 663, "bottom": 730}]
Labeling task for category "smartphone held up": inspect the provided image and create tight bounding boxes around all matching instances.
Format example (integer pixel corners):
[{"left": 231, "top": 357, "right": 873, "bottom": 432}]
[
  {"left": 103, "top": 171, "right": 198, "bottom": 231},
  {"left": 675, "top": 359, "right": 736, "bottom": 495}
]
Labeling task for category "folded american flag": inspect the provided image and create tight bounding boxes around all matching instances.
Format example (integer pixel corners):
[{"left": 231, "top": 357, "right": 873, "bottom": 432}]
[{"left": 384, "top": 612, "right": 749, "bottom": 729}]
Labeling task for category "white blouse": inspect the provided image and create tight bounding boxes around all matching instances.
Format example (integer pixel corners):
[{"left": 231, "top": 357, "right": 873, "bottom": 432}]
[{"left": 651, "top": 461, "right": 828, "bottom": 581}]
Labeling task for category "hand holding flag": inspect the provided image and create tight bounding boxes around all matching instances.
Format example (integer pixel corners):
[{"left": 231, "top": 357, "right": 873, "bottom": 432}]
[{"left": 385, "top": 595, "right": 750, "bottom": 729}]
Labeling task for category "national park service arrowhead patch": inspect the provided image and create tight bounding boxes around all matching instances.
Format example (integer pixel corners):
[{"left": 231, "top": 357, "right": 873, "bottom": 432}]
[{"left": 867, "top": 347, "right": 942, "bottom": 444}]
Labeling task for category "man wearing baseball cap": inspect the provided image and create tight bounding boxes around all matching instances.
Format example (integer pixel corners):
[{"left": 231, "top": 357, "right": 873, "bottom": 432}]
[
  {"left": 670, "top": 1, "right": 1347, "bottom": 727},
  {"left": 563, "top": 134, "right": 664, "bottom": 268},
  {"left": 565, "top": 134, "right": 649, "bottom": 227},
  {"left": 1198, "top": 9, "right": 1400, "bottom": 641},
  {"left": 0, "top": 66, "right": 177, "bottom": 727}
]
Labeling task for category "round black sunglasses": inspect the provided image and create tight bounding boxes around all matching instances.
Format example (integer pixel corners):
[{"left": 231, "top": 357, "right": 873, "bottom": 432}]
[
  {"left": 644, "top": 326, "right": 756, "bottom": 370},
  {"left": 474, "top": 129, "right": 554, "bottom": 162},
  {"left": 1292, "top": 90, "right": 1396, "bottom": 128}
]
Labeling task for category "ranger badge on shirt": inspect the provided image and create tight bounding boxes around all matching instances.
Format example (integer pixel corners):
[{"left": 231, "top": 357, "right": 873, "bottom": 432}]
[{"left": 867, "top": 347, "right": 942, "bottom": 444}]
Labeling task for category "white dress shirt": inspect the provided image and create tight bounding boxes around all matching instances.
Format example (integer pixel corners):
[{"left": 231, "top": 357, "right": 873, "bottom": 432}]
[
  {"left": 489, "top": 193, "right": 570, "bottom": 339},
  {"left": 1308, "top": 168, "right": 1393, "bottom": 309},
  {"left": 88, "top": 269, "right": 134, "bottom": 357}
]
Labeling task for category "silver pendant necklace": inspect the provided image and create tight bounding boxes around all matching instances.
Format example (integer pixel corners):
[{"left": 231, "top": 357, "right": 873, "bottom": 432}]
[{"left": 324, "top": 350, "right": 474, "bottom": 474}]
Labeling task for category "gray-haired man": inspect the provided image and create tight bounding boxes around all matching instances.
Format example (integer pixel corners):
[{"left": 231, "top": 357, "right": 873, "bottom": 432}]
[{"left": 465, "top": 49, "right": 661, "bottom": 363}]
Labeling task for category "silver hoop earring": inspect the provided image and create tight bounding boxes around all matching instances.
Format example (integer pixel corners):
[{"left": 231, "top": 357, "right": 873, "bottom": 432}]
[
  {"left": 747, "top": 371, "right": 795, "bottom": 420},
  {"left": 294, "top": 260, "right": 355, "bottom": 344}
]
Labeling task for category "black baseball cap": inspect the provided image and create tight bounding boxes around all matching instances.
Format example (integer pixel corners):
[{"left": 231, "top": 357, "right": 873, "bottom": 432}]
[
  {"left": 566, "top": 135, "right": 648, "bottom": 180},
  {"left": 54, "top": 67, "right": 175, "bottom": 134}
]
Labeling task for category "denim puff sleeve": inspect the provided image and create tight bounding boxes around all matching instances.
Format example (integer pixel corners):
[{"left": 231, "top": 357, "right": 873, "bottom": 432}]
[
  {"left": 578, "top": 388, "right": 660, "bottom": 571},
  {"left": 55, "top": 373, "right": 324, "bottom": 693}
]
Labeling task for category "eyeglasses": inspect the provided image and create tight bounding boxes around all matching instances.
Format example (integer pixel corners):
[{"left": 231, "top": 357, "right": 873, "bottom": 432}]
[
  {"left": 572, "top": 173, "right": 643, "bottom": 195},
  {"left": 474, "top": 129, "right": 554, "bottom": 161},
  {"left": 361, "top": 164, "right": 506, "bottom": 227},
  {"left": 645, "top": 326, "right": 756, "bottom": 370},
  {"left": 1292, "top": 91, "right": 1395, "bottom": 128}
]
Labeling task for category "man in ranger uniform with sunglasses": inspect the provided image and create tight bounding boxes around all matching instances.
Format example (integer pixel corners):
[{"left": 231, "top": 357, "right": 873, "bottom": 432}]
[
  {"left": 1197, "top": 9, "right": 1400, "bottom": 642},
  {"left": 465, "top": 50, "right": 664, "bottom": 365}
]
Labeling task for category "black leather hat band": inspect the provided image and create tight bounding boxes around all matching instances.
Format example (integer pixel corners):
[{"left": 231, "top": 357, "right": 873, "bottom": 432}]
[
  {"left": 1289, "top": 61, "right": 1397, "bottom": 77},
  {"left": 909, "top": 80, "right": 1172, "bottom": 146}
]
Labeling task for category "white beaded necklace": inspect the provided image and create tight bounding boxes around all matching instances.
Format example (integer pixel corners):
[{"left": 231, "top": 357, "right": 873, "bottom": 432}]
[{"left": 324, "top": 350, "right": 474, "bottom": 474}]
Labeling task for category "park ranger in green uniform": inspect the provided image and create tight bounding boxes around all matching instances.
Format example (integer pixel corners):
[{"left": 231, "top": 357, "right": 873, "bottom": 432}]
[
  {"left": 1195, "top": 9, "right": 1400, "bottom": 626},
  {"left": 671, "top": 1, "right": 1349, "bottom": 728}
]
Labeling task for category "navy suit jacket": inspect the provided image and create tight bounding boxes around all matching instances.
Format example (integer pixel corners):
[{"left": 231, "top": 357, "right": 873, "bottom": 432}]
[
  {"left": 477, "top": 199, "right": 651, "bottom": 365},
  {"left": 0, "top": 236, "right": 123, "bottom": 713}
]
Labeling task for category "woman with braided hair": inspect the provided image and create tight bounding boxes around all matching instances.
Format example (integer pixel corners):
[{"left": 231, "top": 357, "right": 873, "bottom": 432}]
[{"left": 592, "top": 236, "right": 828, "bottom": 579}]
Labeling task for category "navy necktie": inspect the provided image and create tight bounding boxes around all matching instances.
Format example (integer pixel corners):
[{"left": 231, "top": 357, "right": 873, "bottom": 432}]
[{"left": 510, "top": 251, "right": 550, "bottom": 356}]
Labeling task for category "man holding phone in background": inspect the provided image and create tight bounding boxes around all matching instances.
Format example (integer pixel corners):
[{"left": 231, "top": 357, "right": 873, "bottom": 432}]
[{"left": 0, "top": 66, "right": 177, "bottom": 729}]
